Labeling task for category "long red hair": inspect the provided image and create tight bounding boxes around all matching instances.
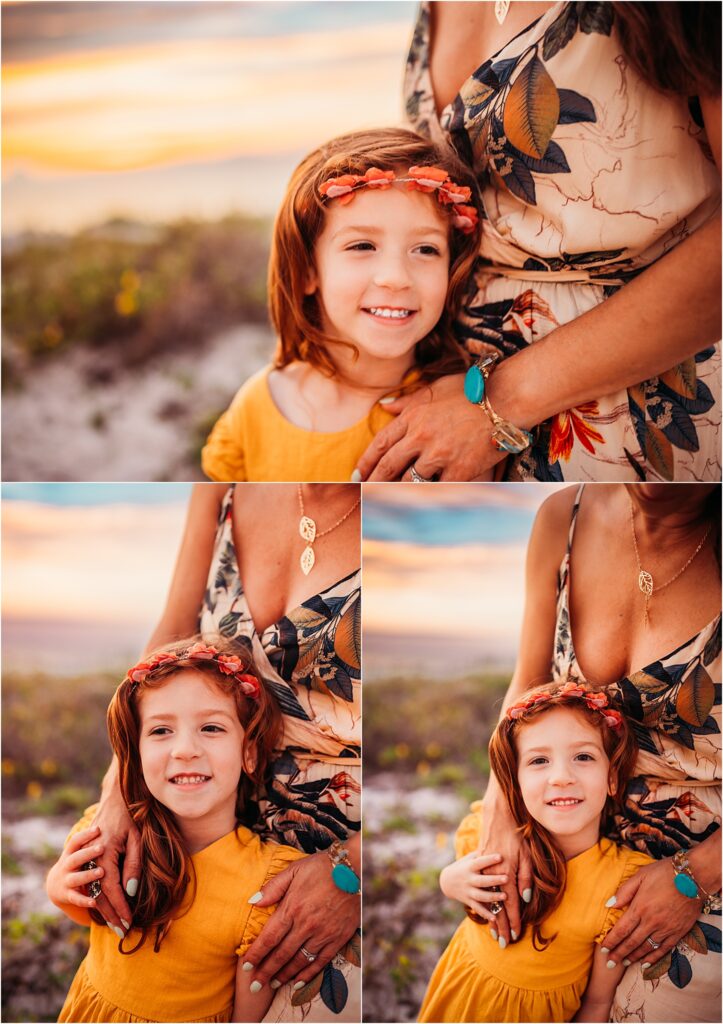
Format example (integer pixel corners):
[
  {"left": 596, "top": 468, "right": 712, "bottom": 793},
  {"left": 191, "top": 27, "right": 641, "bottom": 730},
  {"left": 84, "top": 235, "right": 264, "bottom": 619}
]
[
  {"left": 102, "top": 636, "right": 281, "bottom": 953},
  {"left": 488, "top": 683, "right": 637, "bottom": 950}
]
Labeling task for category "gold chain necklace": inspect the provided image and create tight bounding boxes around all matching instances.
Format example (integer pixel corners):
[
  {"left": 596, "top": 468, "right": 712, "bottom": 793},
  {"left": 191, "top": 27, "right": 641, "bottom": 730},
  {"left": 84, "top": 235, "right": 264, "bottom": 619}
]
[
  {"left": 495, "top": 0, "right": 511, "bottom": 25},
  {"left": 297, "top": 485, "right": 360, "bottom": 576},
  {"left": 628, "top": 499, "right": 713, "bottom": 626}
]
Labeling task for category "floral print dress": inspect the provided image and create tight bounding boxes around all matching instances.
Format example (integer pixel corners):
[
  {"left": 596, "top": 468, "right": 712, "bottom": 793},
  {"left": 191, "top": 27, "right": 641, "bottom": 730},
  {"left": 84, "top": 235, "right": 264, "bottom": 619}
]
[
  {"left": 405, "top": 2, "right": 721, "bottom": 481},
  {"left": 199, "top": 486, "right": 361, "bottom": 1019},
  {"left": 554, "top": 485, "right": 721, "bottom": 1021}
]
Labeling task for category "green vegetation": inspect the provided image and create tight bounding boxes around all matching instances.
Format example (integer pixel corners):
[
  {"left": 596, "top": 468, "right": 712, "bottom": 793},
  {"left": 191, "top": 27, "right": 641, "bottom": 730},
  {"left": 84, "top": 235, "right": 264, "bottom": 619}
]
[
  {"left": 2, "top": 215, "right": 270, "bottom": 382},
  {"left": 2, "top": 913, "right": 89, "bottom": 1024}
]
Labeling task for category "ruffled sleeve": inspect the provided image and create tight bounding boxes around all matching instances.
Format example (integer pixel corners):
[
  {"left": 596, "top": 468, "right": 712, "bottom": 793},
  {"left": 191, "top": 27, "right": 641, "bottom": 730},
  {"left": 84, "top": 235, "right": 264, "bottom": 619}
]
[
  {"left": 594, "top": 849, "right": 653, "bottom": 945},
  {"left": 201, "top": 387, "right": 248, "bottom": 482},
  {"left": 234, "top": 844, "right": 306, "bottom": 958},
  {"left": 455, "top": 801, "right": 484, "bottom": 859}
]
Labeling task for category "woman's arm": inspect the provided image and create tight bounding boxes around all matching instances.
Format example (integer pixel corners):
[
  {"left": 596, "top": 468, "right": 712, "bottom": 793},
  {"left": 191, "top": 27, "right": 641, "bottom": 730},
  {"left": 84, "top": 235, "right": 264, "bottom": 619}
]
[
  {"left": 355, "top": 98, "right": 721, "bottom": 481},
  {"left": 572, "top": 953, "right": 626, "bottom": 1023},
  {"left": 143, "top": 482, "right": 227, "bottom": 653},
  {"left": 602, "top": 828, "right": 722, "bottom": 968}
]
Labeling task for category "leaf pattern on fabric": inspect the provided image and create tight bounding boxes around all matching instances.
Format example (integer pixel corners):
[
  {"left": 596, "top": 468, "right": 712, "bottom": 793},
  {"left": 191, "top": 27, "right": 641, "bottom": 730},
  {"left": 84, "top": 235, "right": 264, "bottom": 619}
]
[{"left": 504, "top": 55, "right": 560, "bottom": 159}]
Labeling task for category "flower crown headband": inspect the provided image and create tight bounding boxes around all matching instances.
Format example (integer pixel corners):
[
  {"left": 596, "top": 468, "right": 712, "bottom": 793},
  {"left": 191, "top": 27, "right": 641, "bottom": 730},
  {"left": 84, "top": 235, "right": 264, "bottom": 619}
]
[
  {"left": 126, "top": 643, "right": 261, "bottom": 699},
  {"left": 506, "top": 681, "right": 624, "bottom": 731},
  {"left": 318, "top": 165, "right": 479, "bottom": 235}
]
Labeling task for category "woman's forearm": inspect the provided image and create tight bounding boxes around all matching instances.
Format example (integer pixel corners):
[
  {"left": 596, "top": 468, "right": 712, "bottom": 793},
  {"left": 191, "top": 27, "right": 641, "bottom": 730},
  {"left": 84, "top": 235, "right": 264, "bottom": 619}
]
[{"left": 489, "top": 213, "right": 721, "bottom": 429}]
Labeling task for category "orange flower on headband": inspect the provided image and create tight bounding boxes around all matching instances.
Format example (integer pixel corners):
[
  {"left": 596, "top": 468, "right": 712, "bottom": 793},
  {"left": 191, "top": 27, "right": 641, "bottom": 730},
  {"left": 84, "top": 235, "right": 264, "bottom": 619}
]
[
  {"left": 362, "top": 167, "right": 396, "bottom": 189},
  {"left": 318, "top": 174, "right": 364, "bottom": 205},
  {"left": 126, "top": 645, "right": 261, "bottom": 699},
  {"left": 407, "top": 165, "right": 450, "bottom": 192},
  {"left": 506, "top": 683, "right": 624, "bottom": 730},
  {"left": 450, "top": 204, "right": 479, "bottom": 235}
]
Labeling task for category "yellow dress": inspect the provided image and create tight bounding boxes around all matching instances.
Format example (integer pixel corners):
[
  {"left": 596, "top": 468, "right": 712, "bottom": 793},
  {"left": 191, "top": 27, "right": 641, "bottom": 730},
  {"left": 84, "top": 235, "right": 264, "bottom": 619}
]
[
  {"left": 201, "top": 365, "right": 394, "bottom": 482},
  {"left": 59, "top": 827, "right": 304, "bottom": 1023},
  {"left": 418, "top": 806, "right": 652, "bottom": 1024}
]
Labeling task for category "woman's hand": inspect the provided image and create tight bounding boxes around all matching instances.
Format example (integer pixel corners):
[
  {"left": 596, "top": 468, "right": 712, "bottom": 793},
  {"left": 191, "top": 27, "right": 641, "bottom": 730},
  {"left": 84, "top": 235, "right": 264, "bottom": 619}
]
[
  {"left": 240, "top": 851, "right": 360, "bottom": 992},
  {"left": 440, "top": 851, "right": 509, "bottom": 919},
  {"left": 354, "top": 375, "right": 507, "bottom": 481},
  {"left": 88, "top": 765, "right": 142, "bottom": 934},
  {"left": 46, "top": 825, "right": 105, "bottom": 924},
  {"left": 601, "top": 857, "right": 704, "bottom": 969},
  {"left": 475, "top": 794, "right": 534, "bottom": 948}
]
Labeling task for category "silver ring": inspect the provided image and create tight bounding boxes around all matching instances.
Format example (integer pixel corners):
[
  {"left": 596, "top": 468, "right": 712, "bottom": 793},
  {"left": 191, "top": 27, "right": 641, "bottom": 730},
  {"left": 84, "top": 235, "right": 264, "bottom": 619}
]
[
  {"left": 646, "top": 936, "right": 661, "bottom": 950},
  {"left": 83, "top": 860, "right": 102, "bottom": 899},
  {"left": 299, "top": 945, "right": 317, "bottom": 962},
  {"left": 410, "top": 464, "right": 431, "bottom": 483},
  {"left": 489, "top": 901, "right": 503, "bottom": 915}
]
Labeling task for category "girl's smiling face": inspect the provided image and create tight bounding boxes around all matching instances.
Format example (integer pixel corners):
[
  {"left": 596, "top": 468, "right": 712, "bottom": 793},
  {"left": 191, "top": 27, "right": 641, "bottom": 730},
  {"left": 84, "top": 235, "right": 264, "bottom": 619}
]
[
  {"left": 138, "top": 670, "right": 245, "bottom": 851},
  {"left": 307, "top": 185, "right": 451, "bottom": 376},
  {"left": 515, "top": 706, "right": 612, "bottom": 859}
]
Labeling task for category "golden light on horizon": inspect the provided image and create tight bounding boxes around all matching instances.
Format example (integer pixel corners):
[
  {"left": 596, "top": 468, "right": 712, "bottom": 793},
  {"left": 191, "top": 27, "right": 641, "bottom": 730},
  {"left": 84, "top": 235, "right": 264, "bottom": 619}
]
[{"left": 3, "top": 25, "right": 411, "bottom": 176}]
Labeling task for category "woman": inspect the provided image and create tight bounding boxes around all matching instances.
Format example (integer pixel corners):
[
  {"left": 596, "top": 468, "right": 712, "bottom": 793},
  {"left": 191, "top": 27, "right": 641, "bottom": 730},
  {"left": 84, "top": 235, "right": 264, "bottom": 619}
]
[
  {"left": 469, "top": 483, "right": 720, "bottom": 1021},
  {"left": 86, "top": 483, "right": 361, "bottom": 1019},
  {"left": 355, "top": 2, "right": 721, "bottom": 482}
]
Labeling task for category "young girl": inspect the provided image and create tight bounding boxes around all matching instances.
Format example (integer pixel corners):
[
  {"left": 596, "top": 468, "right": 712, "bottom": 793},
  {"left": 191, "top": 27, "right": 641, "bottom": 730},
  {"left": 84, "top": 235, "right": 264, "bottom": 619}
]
[
  {"left": 418, "top": 681, "right": 653, "bottom": 1024},
  {"left": 201, "top": 126, "right": 483, "bottom": 483},
  {"left": 46, "top": 638, "right": 319, "bottom": 1023}
]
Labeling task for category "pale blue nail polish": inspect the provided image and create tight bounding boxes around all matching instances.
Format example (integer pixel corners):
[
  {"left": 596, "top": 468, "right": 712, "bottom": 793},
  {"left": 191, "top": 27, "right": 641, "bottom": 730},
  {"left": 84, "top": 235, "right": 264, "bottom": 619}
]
[
  {"left": 113, "top": 926, "right": 125, "bottom": 940},
  {"left": 120, "top": 919, "right": 130, "bottom": 930},
  {"left": 490, "top": 928, "right": 498, "bottom": 941},
  {"left": 293, "top": 981, "right": 305, "bottom": 992},
  {"left": 378, "top": 396, "right": 396, "bottom": 405},
  {"left": 605, "top": 895, "right": 617, "bottom": 908},
  {"left": 510, "top": 929, "right": 518, "bottom": 941},
  {"left": 248, "top": 891, "right": 263, "bottom": 905},
  {"left": 623, "top": 958, "right": 631, "bottom": 967},
  {"left": 522, "top": 888, "right": 532, "bottom": 903},
  {"left": 498, "top": 936, "right": 507, "bottom": 950},
  {"left": 607, "top": 960, "right": 617, "bottom": 969},
  {"left": 270, "top": 980, "right": 281, "bottom": 990},
  {"left": 641, "top": 962, "right": 651, "bottom": 971},
  {"left": 250, "top": 981, "right": 262, "bottom": 993},
  {"left": 125, "top": 878, "right": 139, "bottom": 897},
  {"left": 350, "top": 469, "right": 362, "bottom": 482},
  {"left": 601, "top": 947, "right": 610, "bottom": 955},
  {"left": 242, "top": 961, "right": 253, "bottom": 972}
]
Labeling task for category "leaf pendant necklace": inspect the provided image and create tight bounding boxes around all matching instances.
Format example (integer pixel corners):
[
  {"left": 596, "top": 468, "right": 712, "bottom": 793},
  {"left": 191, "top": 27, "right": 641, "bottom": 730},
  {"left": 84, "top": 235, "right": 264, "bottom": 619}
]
[
  {"left": 495, "top": 0, "right": 511, "bottom": 25},
  {"left": 628, "top": 497, "right": 713, "bottom": 627},
  {"left": 297, "top": 485, "right": 361, "bottom": 576}
]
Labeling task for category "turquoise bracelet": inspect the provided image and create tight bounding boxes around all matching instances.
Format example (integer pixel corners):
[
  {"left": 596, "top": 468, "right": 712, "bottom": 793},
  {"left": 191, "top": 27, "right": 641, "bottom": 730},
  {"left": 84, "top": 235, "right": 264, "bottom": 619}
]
[
  {"left": 328, "top": 841, "right": 360, "bottom": 895},
  {"left": 463, "top": 354, "right": 533, "bottom": 455}
]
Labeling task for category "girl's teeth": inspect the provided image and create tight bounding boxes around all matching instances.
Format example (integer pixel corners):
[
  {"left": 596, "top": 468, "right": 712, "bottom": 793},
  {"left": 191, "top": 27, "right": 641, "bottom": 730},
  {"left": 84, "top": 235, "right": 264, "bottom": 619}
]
[
  {"left": 550, "top": 799, "right": 580, "bottom": 805},
  {"left": 369, "top": 308, "right": 411, "bottom": 319},
  {"left": 172, "top": 775, "right": 209, "bottom": 785}
]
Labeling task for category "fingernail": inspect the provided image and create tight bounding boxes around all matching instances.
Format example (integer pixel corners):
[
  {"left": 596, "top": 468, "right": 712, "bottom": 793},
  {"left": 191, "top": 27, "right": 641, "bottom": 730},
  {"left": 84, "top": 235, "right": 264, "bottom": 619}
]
[
  {"left": 511, "top": 929, "right": 518, "bottom": 941},
  {"left": 522, "top": 888, "right": 532, "bottom": 903},
  {"left": 120, "top": 919, "right": 130, "bottom": 930},
  {"left": 270, "top": 980, "right": 282, "bottom": 990},
  {"left": 601, "top": 947, "right": 610, "bottom": 955},
  {"left": 642, "top": 962, "right": 651, "bottom": 971},
  {"left": 113, "top": 926, "right": 125, "bottom": 939},
  {"left": 250, "top": 981, "right": 262, "bottom": 993},
  {"left": 125, "top": 878, "right": 139, "bottom": 897},
  {"left": 498, "top": 936, "right": 507, "bottom": 950},
  {"left": 293, "top": 982, "right": 305, "bottom": 992},
  {"left": 623, "top": 959, "right": 631, "bottom": 967},
  {"left": 607, "top": 960, "right": 617, "bottom": 969},
  {"left": 605, "top": 895, "right": 617, "bottom": 908},
  {"left": 350, "top": 469, "right": 362, "bottom": 482},
  {"left": 248, "top": 891, "right": 263, "bottom": 905},
  {"left": 242, "top": 962, "right": 253, "bottom": 972},
  {"left": 378, "top": 396, "right": 396, "bottom": 405},
  {"left": 490, "top": 928, "right": 498, "bottom": 941}
]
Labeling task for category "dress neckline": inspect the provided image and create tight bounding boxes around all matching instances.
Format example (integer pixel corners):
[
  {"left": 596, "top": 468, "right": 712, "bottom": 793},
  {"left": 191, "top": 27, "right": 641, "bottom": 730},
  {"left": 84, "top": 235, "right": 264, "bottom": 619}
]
[
  {"left": 421, "top": 0, "right": 566, "bottom": 121},
  {"left": 223, "top": 485, "right": 360, "bottom": 639},
  {"left": 561, "top": 485, "right": 721, "bottom": 685}
]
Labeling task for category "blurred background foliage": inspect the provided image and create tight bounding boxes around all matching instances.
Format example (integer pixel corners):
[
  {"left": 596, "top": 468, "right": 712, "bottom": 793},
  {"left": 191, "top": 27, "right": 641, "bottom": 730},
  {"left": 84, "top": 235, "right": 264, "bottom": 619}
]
[
  {"left": 3, "top": 215, "right": 270, "bottom": 377},
  {"left": 2, "top": 670, "right": 117, "bottom": 1023},
  {"left": 363, "top": 671, "right": 509, "bottom": 1023}
]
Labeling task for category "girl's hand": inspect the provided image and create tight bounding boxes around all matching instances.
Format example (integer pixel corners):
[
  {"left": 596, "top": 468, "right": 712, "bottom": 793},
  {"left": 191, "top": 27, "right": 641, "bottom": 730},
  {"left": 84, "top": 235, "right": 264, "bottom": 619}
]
[
  {"left": 46, "top": 826, "right": 105, "bottom": 922},
  {"left": 354, "top": 375, "right": 507, "bottom": 481},
  {"left": 440, "top": 851, "right": 509, "bottom": 918},
  {"left": 240, "top": 851, "right": 359, "bottom": 992},
  {"left": 89, "top": 773, "right": 142, "bottom": 934},
  {"left": 476, "top": 795, "right": 534, "bottom": 947},
  {"left": 600, "top": 858, "right": 704, "bottom": 968}
]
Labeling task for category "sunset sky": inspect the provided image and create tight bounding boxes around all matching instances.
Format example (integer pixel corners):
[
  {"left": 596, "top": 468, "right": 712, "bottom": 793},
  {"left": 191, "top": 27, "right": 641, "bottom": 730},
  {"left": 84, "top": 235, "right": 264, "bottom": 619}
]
[
  {"left": 362, "top": 483, "right": 566, "bottom": 678},
  {"left": 2, "top": 1, "right": 416, "bottom": 233}
]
